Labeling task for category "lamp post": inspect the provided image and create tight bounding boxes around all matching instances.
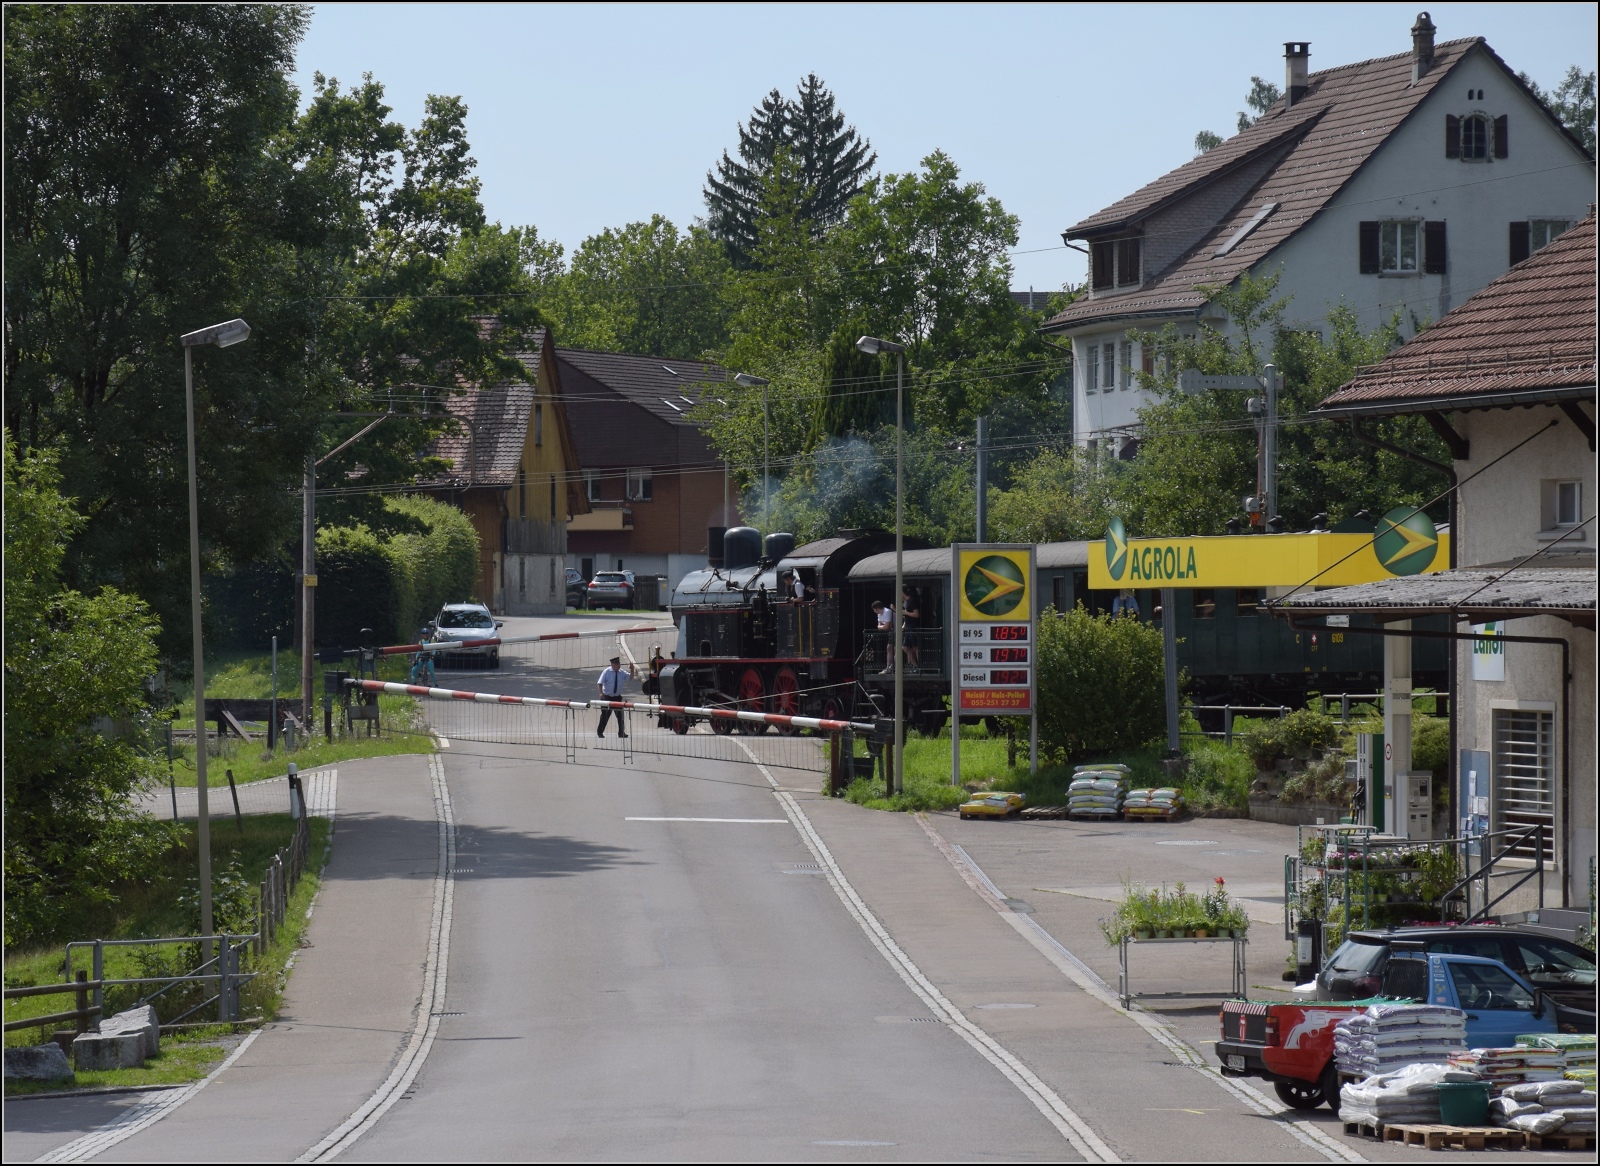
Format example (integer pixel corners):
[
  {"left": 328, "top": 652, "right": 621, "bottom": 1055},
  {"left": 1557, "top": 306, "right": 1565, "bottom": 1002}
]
[
  {"left": 733, "top": 373, "right": 771, "bottom": 532},
  {"left": 179, "top": 317, "right": 251, "bottom": 954},
  {"left": 855, "top": 335, "right": 907, "bottom": 796}
]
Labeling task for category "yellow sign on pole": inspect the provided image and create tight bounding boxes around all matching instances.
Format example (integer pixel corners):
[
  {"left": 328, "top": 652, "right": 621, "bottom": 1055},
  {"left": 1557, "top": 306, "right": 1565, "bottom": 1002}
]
[
  {"left": 956, "top": 548, "right": 1033, "bottom": 622},
  {"left": 1090, "top": 519, "right": 1450, "bottom": 591}
]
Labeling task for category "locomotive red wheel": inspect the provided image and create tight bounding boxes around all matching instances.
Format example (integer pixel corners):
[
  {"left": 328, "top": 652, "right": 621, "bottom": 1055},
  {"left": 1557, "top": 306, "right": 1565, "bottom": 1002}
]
[
  {"left": 671, "top": 717, "right": 689, "bottom": 736},
  {"left": 737, "top": 667, "right": 769, "bottom": 734},
  {"left": 706, "top": 692, "right": 736, "bottom": 735},
  {"left": 773, "top": 668, "right": 801, "bottom": 735}
]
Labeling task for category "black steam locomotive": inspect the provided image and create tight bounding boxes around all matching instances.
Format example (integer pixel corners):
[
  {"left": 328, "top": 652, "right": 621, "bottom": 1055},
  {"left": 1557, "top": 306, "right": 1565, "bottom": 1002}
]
[{"left": 659, "top": 526, "right": 1444, "bottom": 735}]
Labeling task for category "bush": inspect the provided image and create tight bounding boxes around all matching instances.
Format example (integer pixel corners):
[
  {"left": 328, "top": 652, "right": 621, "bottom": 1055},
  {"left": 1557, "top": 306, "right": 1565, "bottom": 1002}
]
[
  {"left": 1241, "top": 707, "right": 1340, "bottom": 769},
  {"left": 1183, "top": 739, "right": 1253, "bottom": 813},
  {"left": 1036, "top": 605, "right": 1165, "bottom": 763},
  {"left": 386, "top": 496, "right": 480, "bottom": 636},
  {"left": 315, "top": 523, "right": 398, "bottom": 647}
]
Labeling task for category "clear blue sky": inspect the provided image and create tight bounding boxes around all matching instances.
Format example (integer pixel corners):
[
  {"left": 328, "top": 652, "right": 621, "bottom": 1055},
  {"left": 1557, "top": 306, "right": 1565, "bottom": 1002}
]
[{"left": 292, "top": 2, "right": 1596, "bottom": 291}]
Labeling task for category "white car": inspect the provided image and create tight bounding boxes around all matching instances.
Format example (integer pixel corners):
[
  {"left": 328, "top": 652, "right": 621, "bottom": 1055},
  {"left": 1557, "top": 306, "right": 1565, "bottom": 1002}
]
[{"left": 429, "top": 603, "right": 503, "bottom": 668}]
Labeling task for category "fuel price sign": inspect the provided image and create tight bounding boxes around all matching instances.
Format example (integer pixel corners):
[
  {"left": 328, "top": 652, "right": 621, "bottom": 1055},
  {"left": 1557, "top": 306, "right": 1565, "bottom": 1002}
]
[{"left": 951, "top": 545, "right": 1035, "bottom": 713}]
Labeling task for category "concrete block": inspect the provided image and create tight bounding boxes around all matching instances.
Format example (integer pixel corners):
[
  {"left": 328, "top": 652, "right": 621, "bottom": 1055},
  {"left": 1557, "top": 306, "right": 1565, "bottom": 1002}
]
[
  {"left": 102, "top": 1004, "right": 161, "bottom": 1058},
  {"left": 5, "top": 1043, "right": 75, "bottom": 1082},
  {"left": 72, "top": 1030, "right": 146, "bottom": 1071}
]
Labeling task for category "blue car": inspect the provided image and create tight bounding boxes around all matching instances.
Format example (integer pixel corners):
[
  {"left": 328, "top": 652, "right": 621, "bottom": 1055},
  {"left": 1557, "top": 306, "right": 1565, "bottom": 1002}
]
[{"left": 1383, "top": 948, "right": 1559, "bottom": 1046}]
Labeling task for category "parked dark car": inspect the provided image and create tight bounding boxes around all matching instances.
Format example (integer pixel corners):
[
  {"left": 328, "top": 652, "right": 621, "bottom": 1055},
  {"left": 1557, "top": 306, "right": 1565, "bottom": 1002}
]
[
  {"left": 585, "top": 570, "right": 636, "bottom": 610},
  {"left": 565, "top": 567, "right": 586, "bottom": 609},
  {"left": 1320, "top": 926, "right": 1595, "bottom": 1029}
]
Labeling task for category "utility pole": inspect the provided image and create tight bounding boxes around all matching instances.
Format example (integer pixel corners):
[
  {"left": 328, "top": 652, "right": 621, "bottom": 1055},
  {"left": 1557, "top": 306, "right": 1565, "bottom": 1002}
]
[
  {"left": 302, "top": 455, "right": 315, "bottom": 726},
  {"left": 975, "top": 415, "right": 989, "bottom": 542}
]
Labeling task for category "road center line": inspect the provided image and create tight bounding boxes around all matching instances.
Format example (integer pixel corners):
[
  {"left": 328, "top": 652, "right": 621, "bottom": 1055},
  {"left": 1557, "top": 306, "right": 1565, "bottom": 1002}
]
[
  {"left": 298, "top": 752, "right": 456, "bottom": 1163},
  {"left": 731, "top": 741, "right": 1116, "bottom": 1163},
  {"left": 625, "top": 816, "right": 789, "bottom": 823},
  {"left": 916, "top": 818, "right": 1364, "bottom": 1164}
]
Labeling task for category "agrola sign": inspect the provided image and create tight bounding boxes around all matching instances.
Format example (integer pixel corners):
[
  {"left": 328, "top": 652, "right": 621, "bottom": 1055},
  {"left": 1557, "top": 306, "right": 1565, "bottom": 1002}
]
[{"left": 1092, "top": 509, "right": 1450, "bottom": 590}]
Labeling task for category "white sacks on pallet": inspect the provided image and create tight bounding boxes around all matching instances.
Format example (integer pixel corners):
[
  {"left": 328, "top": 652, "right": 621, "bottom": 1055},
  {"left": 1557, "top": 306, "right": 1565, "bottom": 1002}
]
[
  {"left": 1338, "top": 1061, "right": 1480, "bottom": 1125},
  {"left": 1491, "top": 1080, "right": 1596, "bottom": 1135},
  {"left": 1068, "top": 770, "right": 1128, "bottom": 816},
  {"left": 1333, "top": 1003, "right": 1467, "bottom": 1078}
]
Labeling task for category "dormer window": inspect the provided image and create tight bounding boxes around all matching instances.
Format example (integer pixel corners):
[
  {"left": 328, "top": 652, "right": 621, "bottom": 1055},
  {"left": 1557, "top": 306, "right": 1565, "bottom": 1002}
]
[
  {"left": 1089, "top": 236, "right": 1142, "bottom": 290},
  {"left": 1446, "top": 113, "right": 1508, "bottom": 160}
]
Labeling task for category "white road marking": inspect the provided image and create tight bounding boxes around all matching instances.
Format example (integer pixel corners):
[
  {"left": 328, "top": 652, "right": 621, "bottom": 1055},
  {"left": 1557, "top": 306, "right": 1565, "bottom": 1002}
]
[
  {"left": 35, "top": 1031, "right": 263, "bottom": 1163},
  {"left": 298, "top": 753, "right": 456, "bottom": 1162},
  {"left": 733, "top": 741, "right": 1117, "bottom": 1163},
  {"left": 625, "top": 816, "right": 789, "bottom": 823},
  {"left": 922, "top": 823, "right": 1365, "bottom": 1164}
]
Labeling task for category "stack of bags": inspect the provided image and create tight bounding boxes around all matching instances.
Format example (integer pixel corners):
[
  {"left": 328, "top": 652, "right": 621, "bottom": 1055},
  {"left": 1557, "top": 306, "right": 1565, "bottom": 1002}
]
[
  {"left": 1448, "top": 1048, "right": 1543, "bottom": 1092},
  {"left": 1338, "top": 1061, "right": 1480, "bottom": 1126},
  {"left": 1519, "top": 1033, "right": 1598, "bottom": 1077},
  {"left": 1334, "top": 1004, "right": 1467, "bottom": 1078},
  {"left": 1122, "top": 787, "right": 1186, "bottom": 819},
  {"left": 1488, "top": 1079, "right": 1597, "bottom": 1136},
  {"left": 1067, "top": 768, "right": 1128, "bottom": 818}
]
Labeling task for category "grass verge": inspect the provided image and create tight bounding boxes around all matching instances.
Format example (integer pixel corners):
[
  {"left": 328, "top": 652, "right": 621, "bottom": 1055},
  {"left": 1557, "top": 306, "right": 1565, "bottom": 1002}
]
[
  {"left": 840, "top": 719, "right": 1253, "bottom": 815},
  {"left": 158, "top": 648, "right": 432, "bottom": 787},
  {"left": 5, "top": 814, "right": 331, "bottom": 1095}
]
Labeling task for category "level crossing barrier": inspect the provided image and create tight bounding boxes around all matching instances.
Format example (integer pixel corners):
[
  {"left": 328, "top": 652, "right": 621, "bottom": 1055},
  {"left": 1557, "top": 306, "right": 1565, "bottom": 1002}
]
[
  {"left": 343, "top": 677, "right": 876, "bottom": 781},
  {"left": 380, "top": 623, "right": 678, "bottom": 673}
]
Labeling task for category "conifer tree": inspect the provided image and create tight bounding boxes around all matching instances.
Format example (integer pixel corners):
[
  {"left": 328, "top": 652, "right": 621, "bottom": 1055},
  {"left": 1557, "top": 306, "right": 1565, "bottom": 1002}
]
[{"left": 703, "top": 75, "right": 874, "bottom": 266}]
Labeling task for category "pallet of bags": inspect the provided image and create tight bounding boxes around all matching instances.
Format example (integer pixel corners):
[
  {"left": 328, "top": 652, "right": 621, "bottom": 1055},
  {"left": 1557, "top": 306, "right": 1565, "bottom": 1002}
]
[
  {"left": 1448, "top": 1048, "right": 1533, "bottom": 1093},
  {"left": 1333, "top": 1004, "right": 1467, "bottom": 1079},
  {"left": 1488, "top": 1079, "right": 1596, "bottom": 1136},
  {"left": 1518, "top": 1032, "right": 1598, "bottom": 1074},
  {"left": 1337, "top": 1061, "right": 1480, "bottom": 1127},
  {"left": 1067, "top": 770, "right": 1126, "bottom": 819}
]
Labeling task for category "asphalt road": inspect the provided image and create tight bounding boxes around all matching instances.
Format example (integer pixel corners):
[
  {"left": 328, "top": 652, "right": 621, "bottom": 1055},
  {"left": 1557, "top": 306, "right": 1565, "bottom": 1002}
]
[{"left": 341, "top": 738, "right": 1080, "bottom": 1162}]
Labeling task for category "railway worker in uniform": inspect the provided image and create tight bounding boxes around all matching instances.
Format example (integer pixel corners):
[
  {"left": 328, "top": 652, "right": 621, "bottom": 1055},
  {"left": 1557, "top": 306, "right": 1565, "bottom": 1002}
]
[
  {"left": 788, "top": 570, "right": 809, "bottom": 603},
  {"left": 595, "top": 655, "right": 635, "bottom": 738}
]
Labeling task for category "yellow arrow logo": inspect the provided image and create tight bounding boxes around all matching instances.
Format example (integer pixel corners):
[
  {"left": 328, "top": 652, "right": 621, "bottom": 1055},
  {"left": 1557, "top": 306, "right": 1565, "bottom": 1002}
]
[
  {"left": 973, "top": 566, "right": 1025, "bottom": 607},
  {"left": 1381, "top": 521, "right": 1436, "bottom": 567}
]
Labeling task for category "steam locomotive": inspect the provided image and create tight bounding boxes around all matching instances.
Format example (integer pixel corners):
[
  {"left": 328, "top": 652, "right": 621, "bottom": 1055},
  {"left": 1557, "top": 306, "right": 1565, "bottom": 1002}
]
[{"left": 658, "top": 526, "right": 1445, "bottom": 735}]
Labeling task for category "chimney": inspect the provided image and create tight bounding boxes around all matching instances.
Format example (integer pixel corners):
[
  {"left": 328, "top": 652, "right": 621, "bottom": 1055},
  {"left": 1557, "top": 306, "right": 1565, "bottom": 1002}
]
[
  {"left": 1284, "top": 42, "right": 1310, "bottom": 109},
  {"left": 1411, "top": 11, "right": 1436, "bottom": 84}
]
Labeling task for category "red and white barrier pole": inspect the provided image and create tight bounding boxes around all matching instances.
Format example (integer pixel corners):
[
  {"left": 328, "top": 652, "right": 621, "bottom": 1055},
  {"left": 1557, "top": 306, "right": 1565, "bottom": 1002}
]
[
  {"left": 379, "top": 624, "right": 666, "bottom": 656},
  {"left": 344, "top": 678, "right": 871, "bottom": 734}
]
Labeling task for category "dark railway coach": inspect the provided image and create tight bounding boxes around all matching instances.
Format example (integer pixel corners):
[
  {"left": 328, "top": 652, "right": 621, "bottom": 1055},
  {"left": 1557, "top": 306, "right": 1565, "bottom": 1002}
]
[{"left": 660, "top": 528, "right": 1444, "bottom": 735}]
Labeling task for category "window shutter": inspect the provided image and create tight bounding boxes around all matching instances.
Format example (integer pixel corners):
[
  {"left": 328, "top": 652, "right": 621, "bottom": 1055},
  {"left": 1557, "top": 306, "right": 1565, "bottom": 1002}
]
[
  {"left": 1494, "top": 115, "right": 1508, "bottom": 158},
  {"left": 1424, "top": 221, "right": 1447, "bottom": 274},
  {"left": 1445, "top": 114, "right": 1461, "bottom": 158},
  {"left": 1509, "top": 221, "right": 1531, "bottom": 266},
  {"left": 1359, "top": 221, "right": 1381, "bottom": 273}
]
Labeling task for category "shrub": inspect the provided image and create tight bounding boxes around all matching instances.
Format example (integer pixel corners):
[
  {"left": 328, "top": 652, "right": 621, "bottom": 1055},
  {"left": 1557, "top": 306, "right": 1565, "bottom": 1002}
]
[
  {"left": 315, "top": 523, "right": 398, "bottom": 647},
  {"left": 386, "top": 496, "right": 480, "bottom": 636},
  {"left": 1036, "top": 605, "right": 1166, "bottom": 763},
  {"left": 1241, "top": 707, "right": 1340, "bottom": 769},
  {"left": 1183, "top": 739, "right": 1252, "bottom": 813}
]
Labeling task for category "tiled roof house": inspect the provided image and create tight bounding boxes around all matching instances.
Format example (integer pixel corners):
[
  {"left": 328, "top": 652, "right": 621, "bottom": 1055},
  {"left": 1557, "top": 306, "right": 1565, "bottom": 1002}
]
[
  {"left": 422, "top": 327, "right": 588, "bottom": 615},
  {"left": 554, "top": 349, "right": 737, "bottom": 587},
  {"left": 1047, "top": 12, "right": 1595, "bottom": 454},
  {"left": 1276, "top": 214, "right": 1595, "bottom": 914}
]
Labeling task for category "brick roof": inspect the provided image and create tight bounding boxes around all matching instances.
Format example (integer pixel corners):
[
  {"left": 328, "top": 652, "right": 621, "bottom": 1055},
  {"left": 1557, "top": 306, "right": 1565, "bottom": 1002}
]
[
  {"left": 1315, "top": 215, "right": 1597, "bottom": 415},
  {"left": 1045, "top": 37, "right": 1493, "bottom": 331},
  {"left": 554, "top": 349, "right": 727, "bottom": 427},
  {"left": 426, "top": 327, "right": 550, "bottom": 488}
]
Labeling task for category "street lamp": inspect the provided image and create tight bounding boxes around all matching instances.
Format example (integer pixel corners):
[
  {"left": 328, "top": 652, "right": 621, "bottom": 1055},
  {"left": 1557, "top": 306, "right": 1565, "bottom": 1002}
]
[
  {"left": 733, "top": 373, "right": 771, "bottom": 532},
  {"left": 179, "top": 317, "right": 250, "bottom": 954},
  {"left": 855, "top": 335, "right": 907, "bottom": 797}
]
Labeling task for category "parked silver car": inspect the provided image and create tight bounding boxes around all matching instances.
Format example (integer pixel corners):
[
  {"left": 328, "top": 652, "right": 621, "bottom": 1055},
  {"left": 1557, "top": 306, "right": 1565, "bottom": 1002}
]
[
  {"left": 584, "top": 571, "right": 636, "bottom": 610},
  {"left": 429, "top": 603, "right": 503, "bottom": 667}
]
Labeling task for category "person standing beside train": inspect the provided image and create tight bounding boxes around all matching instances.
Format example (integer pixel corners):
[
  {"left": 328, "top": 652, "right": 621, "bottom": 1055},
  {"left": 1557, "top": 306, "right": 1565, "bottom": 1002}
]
[
  {"left": 872, "top": 599, "right": 895, "bottom": 673},
  {"left": 900, "top": 584, "right": 921, "bottom": 671}
]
